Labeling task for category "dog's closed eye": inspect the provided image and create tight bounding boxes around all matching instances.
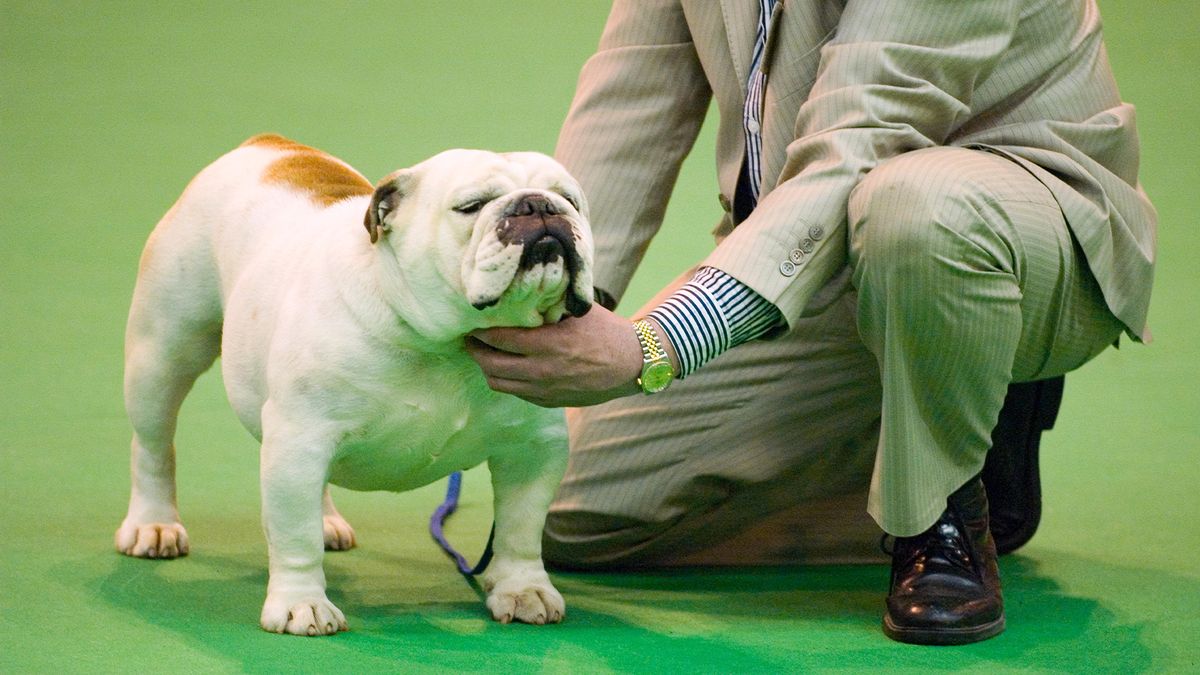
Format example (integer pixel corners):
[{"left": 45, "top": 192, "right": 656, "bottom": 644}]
[{"left": 453, "top": 200, "right": 486, "bottom": 215}]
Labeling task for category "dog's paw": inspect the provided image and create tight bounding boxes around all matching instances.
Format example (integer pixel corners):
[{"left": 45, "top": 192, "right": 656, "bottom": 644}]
[
  {"left": 485, "top": 572, "right": 565, "bottom": 625},
  {"left": 261, "top": 594, "right": 348, "bottom": 636},
  {"left": 323, "top": 514, "right": 356, "bottom": 551},
  {"left": 115, "top": 521, "right": 190, "bottom": 559}
]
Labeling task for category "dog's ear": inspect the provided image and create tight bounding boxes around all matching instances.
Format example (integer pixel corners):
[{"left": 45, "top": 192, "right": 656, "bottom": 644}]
[{"left": 364, "top": 170, "right": 413, "bottom": 244}]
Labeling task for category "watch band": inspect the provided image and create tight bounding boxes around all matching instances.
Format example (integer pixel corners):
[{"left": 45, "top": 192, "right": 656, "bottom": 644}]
[
  {"left": 633, "top": 319, "right": 675, "bottom": 394},
  {"left": 634, "top": 319, "right": 666, "bottom": 362}
]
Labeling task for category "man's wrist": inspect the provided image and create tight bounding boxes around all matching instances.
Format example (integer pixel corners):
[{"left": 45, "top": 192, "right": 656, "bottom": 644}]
[{"left": 632, "top": 317, "right": 679, "bottom": 394}]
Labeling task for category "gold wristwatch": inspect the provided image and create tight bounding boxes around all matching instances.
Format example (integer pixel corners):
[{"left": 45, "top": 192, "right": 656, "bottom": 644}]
[{"left": 633, "top": 319, "right": 675, "bottom": 394}]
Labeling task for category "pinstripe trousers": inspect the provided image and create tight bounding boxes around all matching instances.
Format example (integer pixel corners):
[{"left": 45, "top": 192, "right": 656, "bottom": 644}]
[{"left": 542, "top": 146, "right": 1124, "bottom": 568}]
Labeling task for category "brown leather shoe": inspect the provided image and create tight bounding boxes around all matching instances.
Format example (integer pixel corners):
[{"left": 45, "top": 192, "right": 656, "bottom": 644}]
[{"left": 882, "top": 477, "right": 1005, "bottom": 645}]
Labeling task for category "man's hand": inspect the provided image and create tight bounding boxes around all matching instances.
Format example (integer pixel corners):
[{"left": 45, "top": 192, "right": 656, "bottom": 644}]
[{"left": 465, "top": 305, "right": 646, "bottom": 408}]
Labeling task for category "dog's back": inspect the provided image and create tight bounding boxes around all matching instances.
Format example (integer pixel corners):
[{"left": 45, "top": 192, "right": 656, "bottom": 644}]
[{"left": 139, "top": 135, "right": 371, "bottom": 304}]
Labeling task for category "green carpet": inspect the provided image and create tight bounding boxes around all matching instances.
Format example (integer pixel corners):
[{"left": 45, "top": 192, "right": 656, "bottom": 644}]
[{"left": 2, "top": 1, "right": 1197, "bottom": 672}]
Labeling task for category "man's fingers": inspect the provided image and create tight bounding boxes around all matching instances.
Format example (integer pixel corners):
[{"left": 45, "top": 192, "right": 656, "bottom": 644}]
[
  {"left": 464, "top": 334, "right": 498, "bottom": 357},
  {"left": 469, "top": 326, "right": 539, "bottom": 354},
  {"left": 466, "top": 336, "right": 525, "bottom": 377},
  {"left": 466, "top": 335, "right": 559, "bottom": 382},
  {"left": 480, "top": 375, "right": 555, "bottom": 406},
  {"left": 471, "top": 318, "right": 583, "bottom": 356}
]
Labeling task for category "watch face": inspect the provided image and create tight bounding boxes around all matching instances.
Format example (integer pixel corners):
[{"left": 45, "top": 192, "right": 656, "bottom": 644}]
[{"left": 641, "top": 360, "right": 674, "bottom": 393}]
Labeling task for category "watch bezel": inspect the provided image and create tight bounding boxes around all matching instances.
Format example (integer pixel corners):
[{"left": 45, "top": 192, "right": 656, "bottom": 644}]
[{"left": 639, "top": 359, "right": 674, "bottom": 394}]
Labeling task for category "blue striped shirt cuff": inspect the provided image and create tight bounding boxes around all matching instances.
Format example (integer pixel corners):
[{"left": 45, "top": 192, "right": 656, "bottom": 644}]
[{"left": 647, "top": 267, "right": 783, "bottom": 378}]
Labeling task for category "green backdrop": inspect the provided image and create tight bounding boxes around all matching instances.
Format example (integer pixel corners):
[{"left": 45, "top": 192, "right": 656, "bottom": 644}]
[{"left": 2, "top": 1, "right": 1197, "bottom": 672}]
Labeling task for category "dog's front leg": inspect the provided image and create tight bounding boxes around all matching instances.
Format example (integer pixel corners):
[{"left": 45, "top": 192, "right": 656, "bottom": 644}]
[
  {"left": 257, "top": 406, "right": 347, "bottom": 636},
  {"left": 483, "top": 440, "right": 568, "bottom": 624}
]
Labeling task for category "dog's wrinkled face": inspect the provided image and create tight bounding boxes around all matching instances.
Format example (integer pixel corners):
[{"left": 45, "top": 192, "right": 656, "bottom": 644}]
[{"left": 364, "top": 150, "right": 594, "bottom": 338}]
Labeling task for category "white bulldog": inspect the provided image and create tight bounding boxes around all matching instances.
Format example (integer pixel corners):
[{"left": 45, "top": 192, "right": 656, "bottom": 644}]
[{"left": 115, "top": 134, "right": 593, "bottom": 634}]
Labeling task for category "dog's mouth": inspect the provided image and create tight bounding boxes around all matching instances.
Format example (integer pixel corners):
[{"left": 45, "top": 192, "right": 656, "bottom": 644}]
[{"left": 467, "top": 194, "right": 592, "bottom": 321}]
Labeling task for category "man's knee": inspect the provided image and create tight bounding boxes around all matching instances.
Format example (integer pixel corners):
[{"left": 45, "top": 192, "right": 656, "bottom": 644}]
[{"left": 847, "top": 147, "right": 993, "bottom": 277}]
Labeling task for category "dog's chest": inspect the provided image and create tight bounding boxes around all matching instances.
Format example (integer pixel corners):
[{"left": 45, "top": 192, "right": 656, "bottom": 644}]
[{"left": 324, "top": 360, "right": 549, "bottom": 492}]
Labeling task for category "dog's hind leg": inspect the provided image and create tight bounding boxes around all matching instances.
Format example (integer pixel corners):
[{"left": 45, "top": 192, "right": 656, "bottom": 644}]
[
  {"left": 321, "top": 486, "right": 356, "bottom": 551},
  {"left": 115, "top": 212, "right": 223, "bottom": 559}
]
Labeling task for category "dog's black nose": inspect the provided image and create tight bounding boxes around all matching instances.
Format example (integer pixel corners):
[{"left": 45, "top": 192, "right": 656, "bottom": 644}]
[{"left": 509, "top": 194, "right": 557, "bottom": 217}]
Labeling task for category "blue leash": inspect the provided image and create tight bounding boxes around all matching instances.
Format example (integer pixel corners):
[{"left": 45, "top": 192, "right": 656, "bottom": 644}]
[{"left": 430, "top": 471, "right": 495, "bottom": 575}]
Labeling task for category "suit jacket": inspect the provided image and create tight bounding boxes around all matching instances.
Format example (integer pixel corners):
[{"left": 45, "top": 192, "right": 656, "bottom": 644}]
[{"left": 555, "top": 0, "right": 1156, "bottom": 341}]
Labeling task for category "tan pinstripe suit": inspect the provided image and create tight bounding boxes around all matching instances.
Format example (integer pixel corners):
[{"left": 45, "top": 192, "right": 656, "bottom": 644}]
[{"left": 544, "top": 0, "right": 1155, "bottom": 567}]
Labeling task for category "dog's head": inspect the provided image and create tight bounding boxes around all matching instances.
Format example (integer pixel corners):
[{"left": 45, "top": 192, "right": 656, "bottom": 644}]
[{"left": 363, "top": 150, "right": 594, "bottom": 337}]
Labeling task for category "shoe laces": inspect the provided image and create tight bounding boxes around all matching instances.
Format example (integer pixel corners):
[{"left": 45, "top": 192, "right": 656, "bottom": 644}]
[{"left": 883, "top": 514, "right": 975, "bottom": 576}]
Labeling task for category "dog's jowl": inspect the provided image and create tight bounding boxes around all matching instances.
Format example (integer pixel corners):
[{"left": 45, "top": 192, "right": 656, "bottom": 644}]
[{"left": 116, "top": 134, "right": 593, "bottom": 634}]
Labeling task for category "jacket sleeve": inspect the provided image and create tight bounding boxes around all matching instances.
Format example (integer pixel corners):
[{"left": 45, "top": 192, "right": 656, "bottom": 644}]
[
  {"left": 554, "top": 0, "right": 712, "bottom": 303},
  {"left": 704, "top": 0, "right": 1021, "bottom": 329}
]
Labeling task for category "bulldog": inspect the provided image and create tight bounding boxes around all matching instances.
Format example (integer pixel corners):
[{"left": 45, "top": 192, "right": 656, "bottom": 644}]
[{"left": 115, "top": 134, "right": 593, "bottom": 634}]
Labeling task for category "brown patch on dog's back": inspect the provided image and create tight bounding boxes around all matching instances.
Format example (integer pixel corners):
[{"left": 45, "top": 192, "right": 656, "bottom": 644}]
[
  {"left": 246, "top": 134, "right": 374, "bottom": 207},
  {"left": 264, "top": 153, "right": 374, "bottom": 207}
]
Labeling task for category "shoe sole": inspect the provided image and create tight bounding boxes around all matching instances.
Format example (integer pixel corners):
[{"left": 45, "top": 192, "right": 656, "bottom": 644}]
[{"left": 882, "top": 613, "right": 1006, "bottom": 646}]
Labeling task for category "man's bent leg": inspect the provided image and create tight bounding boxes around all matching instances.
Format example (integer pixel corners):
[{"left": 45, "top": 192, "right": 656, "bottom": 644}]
[
  {"left": 847, "top": 146, "right": 1123, "bottom": 644},
  {"left": 544, "top": 269, "right": 884, "bottom": 568},
  {"left": 849, "top": 146, "right": 1123, "bottom": 536}
]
